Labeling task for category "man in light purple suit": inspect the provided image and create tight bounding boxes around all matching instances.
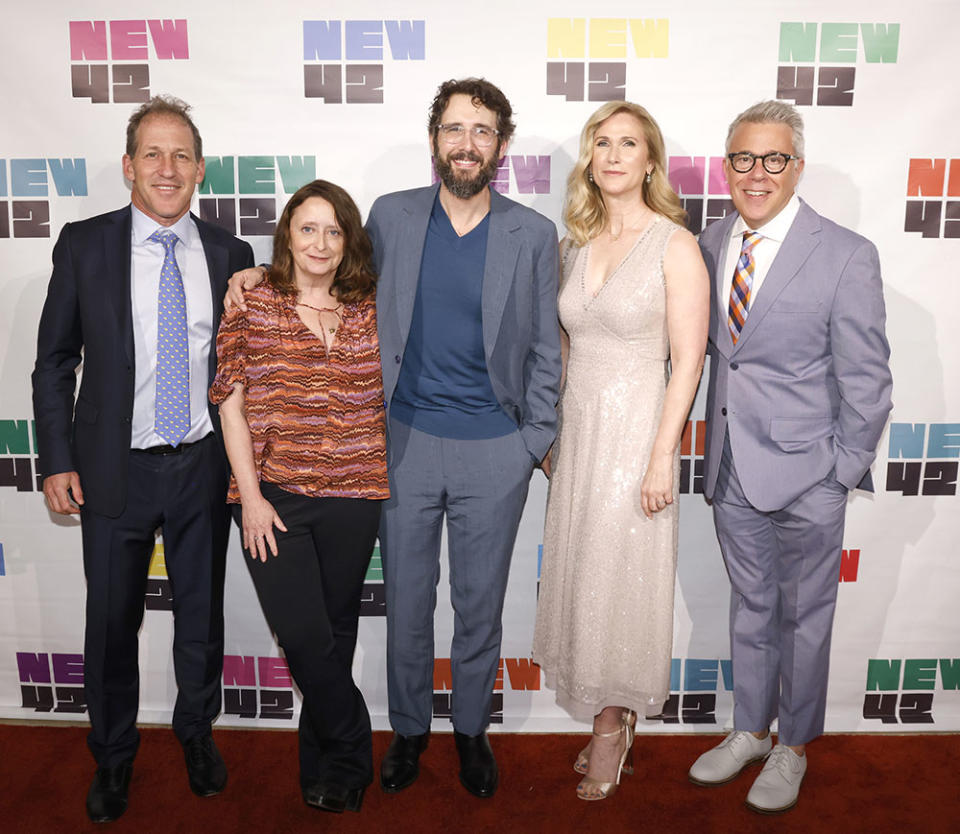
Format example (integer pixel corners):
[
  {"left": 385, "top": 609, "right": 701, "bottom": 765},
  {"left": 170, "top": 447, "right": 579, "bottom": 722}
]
[{"left": 688, "top": 101, "right": 892, "bottom": 814}]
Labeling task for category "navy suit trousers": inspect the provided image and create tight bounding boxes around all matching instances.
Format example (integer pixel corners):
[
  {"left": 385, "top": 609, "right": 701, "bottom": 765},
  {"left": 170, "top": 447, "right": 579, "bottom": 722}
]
[{"left": 80, "top": 435, "right": 230, "bottom": 766}]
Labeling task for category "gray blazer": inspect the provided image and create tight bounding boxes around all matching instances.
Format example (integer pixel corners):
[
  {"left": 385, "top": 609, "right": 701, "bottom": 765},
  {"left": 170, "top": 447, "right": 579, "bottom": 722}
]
[
  {"left": 699, "top": 199, "right": 893, "bottom": 511},
  {"left": 365, "top": 184, "right": 562, "bottom": 462}
]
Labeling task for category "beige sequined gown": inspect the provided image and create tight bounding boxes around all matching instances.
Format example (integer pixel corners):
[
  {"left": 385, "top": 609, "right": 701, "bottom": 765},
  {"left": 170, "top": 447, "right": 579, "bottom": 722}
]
[{"left": 533, "top": 216, "right": 680, "bottom": 722}]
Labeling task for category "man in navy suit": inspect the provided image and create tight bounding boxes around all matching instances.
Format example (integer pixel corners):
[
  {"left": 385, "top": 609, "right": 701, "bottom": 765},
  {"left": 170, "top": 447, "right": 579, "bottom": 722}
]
[
  {"left": 687, "top": 101, "right": 892, "bottom": 813},
  {"left": 32, "top": 96, "right": 253, "bottom": 822}
]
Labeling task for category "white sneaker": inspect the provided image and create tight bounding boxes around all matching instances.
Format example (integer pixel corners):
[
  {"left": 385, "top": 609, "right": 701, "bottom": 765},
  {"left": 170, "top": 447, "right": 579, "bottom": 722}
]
[
  {"left": 745, "top": 744, "right": 807, "bottom": 814},
  {"left": 688, "top": 731, "right": 772, "bottom": 786}
]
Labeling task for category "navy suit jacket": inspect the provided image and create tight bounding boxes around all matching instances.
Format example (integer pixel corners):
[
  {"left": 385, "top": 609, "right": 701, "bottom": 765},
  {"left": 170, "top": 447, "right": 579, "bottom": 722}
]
[
  {"left": 365, "top": 184, "right": 562, "bottom": 463},
  {"left": 32, "top": 205, "right": 255, "bottom": 517}
]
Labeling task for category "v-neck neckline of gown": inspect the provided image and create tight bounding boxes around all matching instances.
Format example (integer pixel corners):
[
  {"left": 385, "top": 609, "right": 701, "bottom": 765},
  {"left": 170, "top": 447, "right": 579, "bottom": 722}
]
[{"left": 581, "top": 214, "right": 661, "bottom": 303}]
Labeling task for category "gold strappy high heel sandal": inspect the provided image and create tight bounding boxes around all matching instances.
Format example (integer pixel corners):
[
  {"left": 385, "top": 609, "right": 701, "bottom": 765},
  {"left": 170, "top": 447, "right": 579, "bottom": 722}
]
[
  {"left": 576, "top": 715, "right": 635, "bottom": 801},
  {"left": 574, "top": 709, "right": 636, "bottom": 775}
]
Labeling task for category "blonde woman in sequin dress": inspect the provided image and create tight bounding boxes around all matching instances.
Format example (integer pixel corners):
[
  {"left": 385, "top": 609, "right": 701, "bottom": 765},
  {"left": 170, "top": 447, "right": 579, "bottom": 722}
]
[{"left": 532, "top": 103, "right": 709, "bottom": 801}]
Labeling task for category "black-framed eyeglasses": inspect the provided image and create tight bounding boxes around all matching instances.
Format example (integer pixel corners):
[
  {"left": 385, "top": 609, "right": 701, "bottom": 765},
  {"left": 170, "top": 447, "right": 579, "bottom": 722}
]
[
  {"left": 437, "top": 123, "right": 500, "bottom": 148},
  {"left": 727, "top": 151, "right": 801, "bottom": 175}
]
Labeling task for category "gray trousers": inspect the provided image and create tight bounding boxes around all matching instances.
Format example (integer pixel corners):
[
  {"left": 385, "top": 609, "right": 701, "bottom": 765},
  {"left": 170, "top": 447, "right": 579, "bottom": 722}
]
[
  {"left": 381, "top": 418, "right": 534, "bottom": 737},
  {"left": 713, "top": 433, "right": 848, "bottom": 747}
]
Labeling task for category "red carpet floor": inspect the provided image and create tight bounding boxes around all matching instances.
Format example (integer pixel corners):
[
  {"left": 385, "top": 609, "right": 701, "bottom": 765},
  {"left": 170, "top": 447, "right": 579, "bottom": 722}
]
[{"left": 1, "top": 724, "right": 956, "bottom": 833}]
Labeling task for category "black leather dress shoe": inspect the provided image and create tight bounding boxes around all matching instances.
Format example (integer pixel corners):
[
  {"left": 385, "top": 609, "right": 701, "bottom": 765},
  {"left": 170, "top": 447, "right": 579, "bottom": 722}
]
[
  {"left": 454, "top": 731, "right": 498, "bottom": 798},
  {"left": 302, "top": 782, "right": 365, "bottom": 813},
  {"left": 86, "top": 759, "right": 134, "bottom": 823},
  {"left": 380, "top": 732, "right": 430, "bottom": 792},
  {"left": 183, "top": 733, "right": 227, "bottom": 797}
]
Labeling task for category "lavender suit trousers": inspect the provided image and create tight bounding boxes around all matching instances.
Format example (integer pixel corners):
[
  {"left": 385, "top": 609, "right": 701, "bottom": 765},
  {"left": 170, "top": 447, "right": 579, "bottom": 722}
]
[{"left": 713, "top": 432, "right": 848, "bottom": 746}]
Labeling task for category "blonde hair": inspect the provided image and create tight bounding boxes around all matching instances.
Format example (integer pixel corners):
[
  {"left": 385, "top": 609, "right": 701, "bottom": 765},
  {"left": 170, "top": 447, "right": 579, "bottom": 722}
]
[{"left": 564, "top": 101, "right": 686, "bottom": 246}]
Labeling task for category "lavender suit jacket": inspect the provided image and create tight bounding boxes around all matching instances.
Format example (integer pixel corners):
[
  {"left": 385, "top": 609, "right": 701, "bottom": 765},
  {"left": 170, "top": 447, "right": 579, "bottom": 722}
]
[{"left": 699, "top": 199, "right": 893, "bottom": 512}]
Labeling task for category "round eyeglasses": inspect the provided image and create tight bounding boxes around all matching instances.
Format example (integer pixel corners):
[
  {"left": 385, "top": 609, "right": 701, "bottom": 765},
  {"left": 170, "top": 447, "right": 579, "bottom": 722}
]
[
  {"left": 727, "top": 151, "right": 801, "bottom": 175},
  {"left": 437, "top": 123, "right": 500, "bottom": 149}
]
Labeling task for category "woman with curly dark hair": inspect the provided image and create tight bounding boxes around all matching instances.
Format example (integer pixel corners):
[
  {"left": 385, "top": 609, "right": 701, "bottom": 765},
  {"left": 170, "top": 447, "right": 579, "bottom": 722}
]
[{"left": 211, "top": 180, "right": 387, "bottom": 814}]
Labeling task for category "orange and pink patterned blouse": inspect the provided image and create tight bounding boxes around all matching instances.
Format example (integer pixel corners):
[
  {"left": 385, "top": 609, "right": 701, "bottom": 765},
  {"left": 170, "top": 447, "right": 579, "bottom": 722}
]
[{"left": 210, "top": 284, "right": 388, "bottom": 502}]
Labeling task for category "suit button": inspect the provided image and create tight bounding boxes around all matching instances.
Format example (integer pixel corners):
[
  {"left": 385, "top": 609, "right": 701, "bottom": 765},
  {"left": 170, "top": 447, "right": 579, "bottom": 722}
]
[
  {"left": 721, "top": 407, "right": 727, "bottom": 416},
  {"left": 730, "top": 362, "right": 739, "bottom": 370},
  {"left": 395, "top": 355, "right": 401, "bottom": 363}
]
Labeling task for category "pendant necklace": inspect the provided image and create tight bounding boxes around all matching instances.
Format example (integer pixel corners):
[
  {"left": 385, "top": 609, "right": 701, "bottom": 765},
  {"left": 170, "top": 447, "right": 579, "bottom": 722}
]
[
  {"left": 297, "top": 300, "right": 343, "bottom": 334},
  {"left": 608, "top": 206, "right": 652, "bottom": 241}
]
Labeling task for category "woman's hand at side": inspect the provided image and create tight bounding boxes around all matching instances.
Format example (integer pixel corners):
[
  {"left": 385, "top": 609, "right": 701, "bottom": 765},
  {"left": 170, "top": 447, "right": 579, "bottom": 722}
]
[
  {"left": 240, "top": 495, "right": 287, "bottom": 562},
  {"left": 218, "top": 382, "right": 288, "bottom": 560},
  {"left": 639, "top": 452, "right": 674, "bottom": 519}
]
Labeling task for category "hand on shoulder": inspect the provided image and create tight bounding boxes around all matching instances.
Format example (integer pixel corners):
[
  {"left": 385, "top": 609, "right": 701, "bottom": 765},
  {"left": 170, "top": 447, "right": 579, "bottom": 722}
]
[{"left": 224, "top": 266, "right": 268, "bottom": 312}]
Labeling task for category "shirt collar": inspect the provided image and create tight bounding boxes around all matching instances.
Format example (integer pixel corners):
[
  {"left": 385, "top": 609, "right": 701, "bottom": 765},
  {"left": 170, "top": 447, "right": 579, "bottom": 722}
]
[
  {"left": 131, "top": 204, "right": 196, "bottom": 247},
  {"left": 731, "top": 194, "right": 801, "bottom": 243}
]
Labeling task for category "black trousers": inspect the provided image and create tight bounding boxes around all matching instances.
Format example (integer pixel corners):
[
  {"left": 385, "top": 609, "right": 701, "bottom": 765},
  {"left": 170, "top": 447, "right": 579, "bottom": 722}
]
[
  {"left": 235, "top": 483, "right": 380, "bottom": 790},
  {"left": 81, "top": 435, "right": 230, "bottom": 767}
]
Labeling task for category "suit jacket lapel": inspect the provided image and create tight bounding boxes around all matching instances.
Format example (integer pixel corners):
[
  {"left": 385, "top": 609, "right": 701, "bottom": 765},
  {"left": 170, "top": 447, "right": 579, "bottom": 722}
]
[
  {"left": 393, "top": 185, "right": 437, "bottom": 342},
  {"left": 706, "top": 212, "right": 739, "bottom": 360},
  {"left": 105, "top": 206, "right": 134, "bottom": 366},
  {"left": 481, "top": 188, "right": 521, "bottom": 359},
  {"left": 195, "top": 214, "right": 227, "bottom": 319},
  {"left": 733, "top": 201, "right": 821, "bottom": 352},
  {"left": 194, "top": 214, "right": 229, "bottom": 385}
]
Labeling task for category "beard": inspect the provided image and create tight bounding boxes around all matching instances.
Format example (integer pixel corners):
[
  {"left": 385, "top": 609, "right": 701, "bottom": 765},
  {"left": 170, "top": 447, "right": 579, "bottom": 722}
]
[{"left": 433, "top": 144, "right": 501, "bottom": 199}]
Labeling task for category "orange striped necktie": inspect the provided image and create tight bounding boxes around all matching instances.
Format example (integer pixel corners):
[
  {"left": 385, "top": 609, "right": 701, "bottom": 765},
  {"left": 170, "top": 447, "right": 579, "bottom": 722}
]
[{"left": 727, "top": 231, "right": 763, "bottom": 344}]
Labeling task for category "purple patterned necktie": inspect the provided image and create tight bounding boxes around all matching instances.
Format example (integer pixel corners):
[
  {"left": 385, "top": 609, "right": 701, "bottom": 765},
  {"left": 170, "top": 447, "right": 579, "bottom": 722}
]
[{"left": 150, "top": 229, "right": 191, "bottom": 445}]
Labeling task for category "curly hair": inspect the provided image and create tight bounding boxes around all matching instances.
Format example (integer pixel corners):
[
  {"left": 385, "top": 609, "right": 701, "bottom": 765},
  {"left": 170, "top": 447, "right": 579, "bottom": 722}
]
[
  {"left": 427, "top": 78, "right": 515, "bottom": 150},
  {"left": 564, "top": 102, "right": 686, "bottom": 246},
  {"left": 268, "top": 180, "right": 376, "bottom": 303}
]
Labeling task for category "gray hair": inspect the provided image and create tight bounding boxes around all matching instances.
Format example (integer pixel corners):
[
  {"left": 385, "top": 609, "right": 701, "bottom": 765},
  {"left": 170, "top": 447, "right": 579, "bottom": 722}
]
[
  {"left": 126, "top": 95, "right": 202, "bottom": 160},
  {"left": 725, "top": 100, "right": 805, "bottom": 158}
]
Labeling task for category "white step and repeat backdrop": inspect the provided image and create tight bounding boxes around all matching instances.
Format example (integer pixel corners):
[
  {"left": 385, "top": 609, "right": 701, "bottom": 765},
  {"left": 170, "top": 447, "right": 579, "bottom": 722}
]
[{"left": 1, "top": 1, "right": 958, "bottom": 736}]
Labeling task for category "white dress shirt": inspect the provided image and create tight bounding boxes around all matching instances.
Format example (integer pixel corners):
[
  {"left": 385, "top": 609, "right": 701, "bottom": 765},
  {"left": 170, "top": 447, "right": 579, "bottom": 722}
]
[
  {"left": 719, "top": 194, "right": 801, "bottom": 322},
  {"left": 129, "top": 206, "right": 215, "bottom": 448}
]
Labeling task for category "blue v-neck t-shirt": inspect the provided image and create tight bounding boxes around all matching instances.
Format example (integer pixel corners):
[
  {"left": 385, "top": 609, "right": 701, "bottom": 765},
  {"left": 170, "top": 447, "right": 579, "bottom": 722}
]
[{"left": 391, "top": 195, "right": 516, "bottom": 439}]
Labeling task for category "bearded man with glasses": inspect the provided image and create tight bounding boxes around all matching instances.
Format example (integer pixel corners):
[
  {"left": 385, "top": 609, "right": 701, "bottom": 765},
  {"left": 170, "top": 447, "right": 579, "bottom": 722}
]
[
  {"left": 366, "top": 77, "right": 561, "bottom": 799},
  {"left": 688, "top": 100, "right": 892, "bottom": 814}
]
